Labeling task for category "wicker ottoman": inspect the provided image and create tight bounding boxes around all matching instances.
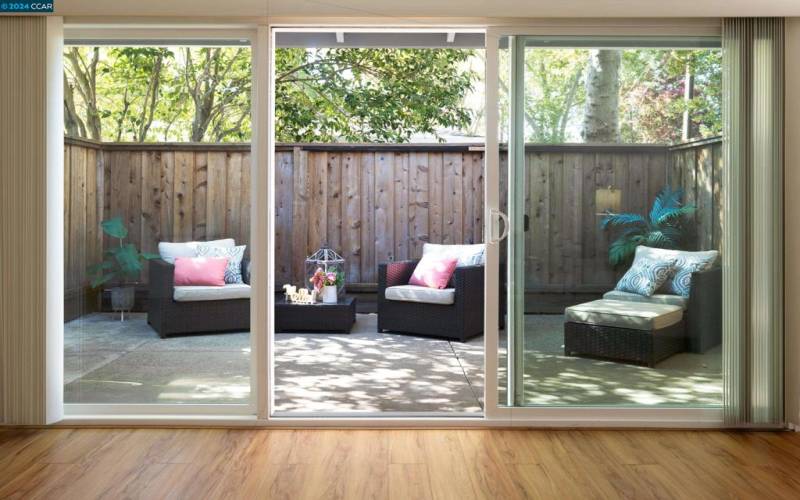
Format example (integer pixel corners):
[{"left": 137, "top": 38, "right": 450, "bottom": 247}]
[{"left": 564, "top": 299, "right": 687, "bottom": 367}]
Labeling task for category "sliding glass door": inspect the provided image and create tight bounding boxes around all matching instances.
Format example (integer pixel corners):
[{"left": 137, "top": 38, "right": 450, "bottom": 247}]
[{"left": 490, "top": 33, "right": 726, "bottom": 411}]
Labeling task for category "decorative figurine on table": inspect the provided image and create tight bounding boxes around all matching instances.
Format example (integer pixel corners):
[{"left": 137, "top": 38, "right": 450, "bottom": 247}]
[{"left": 282, "top": 284, "right": 318, "bottom": 305}]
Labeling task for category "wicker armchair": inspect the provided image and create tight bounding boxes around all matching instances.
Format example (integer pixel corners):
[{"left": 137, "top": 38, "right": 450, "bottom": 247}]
[
  {"left": 377, "top": 260, "right": 484, "bottom": 341},
  {"left": 147, "top": 259, "right": 250, "bottom": 338}
]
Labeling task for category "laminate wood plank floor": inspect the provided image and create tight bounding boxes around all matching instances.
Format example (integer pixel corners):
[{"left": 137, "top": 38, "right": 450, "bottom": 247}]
[{"left": 2, "top": 428, "right": 800, "bottom": 499}]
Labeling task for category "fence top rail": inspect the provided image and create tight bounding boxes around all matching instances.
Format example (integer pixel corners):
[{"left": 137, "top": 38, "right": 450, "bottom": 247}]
[
  {"left": 64, "top": 136, "right": 721, "bottom": 153},
  {"left": 667, "top": 136, "right": 723, "bottom": 151}
]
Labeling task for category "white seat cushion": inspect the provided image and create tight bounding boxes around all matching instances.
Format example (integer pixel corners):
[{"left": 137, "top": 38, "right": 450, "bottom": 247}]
[
  {"left": 385, "top": 285, "right": 455, "bottom": 305},
  {"left": 603, "top": 290, "right": 688, "bottom": 310},
  {"left": 422, "top": 243, "right": 485, "bottom": 267},
  {"left": 565, "top": 299, "right": 683, "bottom": 331},
  {"left": 158, "top": 238, "right": 235, "bottom": 264},
  {"left": 173, "top": 283, "right": 251, "bottom": 302}
]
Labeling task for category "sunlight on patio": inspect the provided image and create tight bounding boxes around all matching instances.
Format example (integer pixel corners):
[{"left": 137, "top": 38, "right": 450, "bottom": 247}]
[{"left": 64, "top": 311, "right": 721, "bottom": 410}]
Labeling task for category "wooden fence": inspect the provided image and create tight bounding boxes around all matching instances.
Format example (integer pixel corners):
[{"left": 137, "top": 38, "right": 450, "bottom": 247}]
[{"left": 64, "top": 137, "right": 722, "bottom": 317}]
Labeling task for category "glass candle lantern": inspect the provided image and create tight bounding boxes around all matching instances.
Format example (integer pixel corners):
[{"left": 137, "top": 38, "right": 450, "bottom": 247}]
[{"left": 305, "top": 245, "right": 346, "bottom": 297}]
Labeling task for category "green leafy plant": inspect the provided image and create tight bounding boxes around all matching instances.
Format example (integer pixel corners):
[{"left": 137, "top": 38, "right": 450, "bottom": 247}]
[
  {"left": 601, "top": 186, "right": 696, "bottom": 266},
  {"left": 87, "top": 217, "right": 160, "bottom": 288}
]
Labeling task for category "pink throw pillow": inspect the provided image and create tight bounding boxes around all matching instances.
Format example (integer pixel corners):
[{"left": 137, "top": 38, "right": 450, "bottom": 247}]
[
  {"left": 409, "top": 255, "right": 458, "bottom": 289},
  {"left": 173, "top": 257, "right": 229, "bottom": 286}
]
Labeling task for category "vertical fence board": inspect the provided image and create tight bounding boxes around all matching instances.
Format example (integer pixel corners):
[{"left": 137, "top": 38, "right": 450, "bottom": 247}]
[
  {"left": 428, "top": 153, "right": 444, "bottom": 245},
  {"left": 205, "top": 152, "right": 227, "bottom": 241},
  {"left": 442, "top": 152, "right": 463, "bottom": 245},
  {"left": 696, "top": 145, "right": 714, "bottom": 251},
  {"left": 85, "top": 148, "right": 100, "bottom": 285},
  {"left": 225, "top": 153, "right": 244, "bottom": 244},
  {"left": 240, "top": 153, "right": 252, "bottom": 252},
  {"left": 409, "top": 152, "right": 430, "bottom": 258},
  {"left": 69, "top": 145, "right": 86, "bottom": 294},
  {"left": 564, "top": 153, "right": 582, "bottom": 288},
  {"left": 172, "top": 151, "right": 194, "bottom": 241},
  {"left": 528, "top": 152, "right": 549, "bottom": 288},
  {"left": 326, "top": 152, "right": 342, "bottom": 253},
  {"left": 158, "top": 152, "right": 174, "bottom": 245},
  {"left": 191, "top": 152, "right": 208, "bottom": 241},
  {"left": 342, "top": 152, "right": 361, "bottom": 283},
  {"left": 291, "top": 148, "right": 309, "bottom": 283},
  {"left": 375, "top": 152, "right": 395, "bottom": 263},
  {"left": 140, "top": 151, "right": 163, "bottom": 281},
  {"left": 462, "top": 153, "right": 475, "bottom": 244},
  {"left": 360, "top": 153, "right": 376, "bottom": 282},
  {"left": 472, "top": 152, "right": 484, "bottom": 243},
  {"left": 394, "top": 152, "right": 410, "bottom": 261},
  {"left": 547, "top": 153, "right": 565, "bottom": 286},
  {"left": 275, "top": 151, "right": 294, "bottom": 285},
  {"left": 308, "top": 152, "right": 328, "bottom": 255}
]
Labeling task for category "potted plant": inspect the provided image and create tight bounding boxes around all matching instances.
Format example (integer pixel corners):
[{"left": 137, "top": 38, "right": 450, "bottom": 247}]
[
  {"left": 601, "top": 186, "right": 696, "bottom": 266},
  {"left": 310, "top": 267, "right": 344, "bottom": 304},
  {"left": 87, "top": 217, "right": 160, "bottom": 319}
]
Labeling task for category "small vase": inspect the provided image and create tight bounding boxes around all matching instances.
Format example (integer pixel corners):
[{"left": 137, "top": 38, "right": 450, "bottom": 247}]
[{"left": 321, "top": 285, "right": 338, "bottom": 304}]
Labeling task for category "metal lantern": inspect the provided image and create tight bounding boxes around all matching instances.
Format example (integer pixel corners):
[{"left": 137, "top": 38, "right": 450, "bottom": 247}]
[{"left": 305, "top": 245, "right": 346, "bottom": 297}]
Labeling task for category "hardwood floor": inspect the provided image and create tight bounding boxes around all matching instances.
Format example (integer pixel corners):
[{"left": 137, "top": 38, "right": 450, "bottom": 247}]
[{"left": 1, "top": 428, "right": 800, "bottom": 499}]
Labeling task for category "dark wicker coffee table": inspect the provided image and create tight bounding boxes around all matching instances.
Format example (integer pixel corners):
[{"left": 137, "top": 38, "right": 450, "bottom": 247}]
[{"left": 275, "top": 296, "right": 356, "bottom": 333}]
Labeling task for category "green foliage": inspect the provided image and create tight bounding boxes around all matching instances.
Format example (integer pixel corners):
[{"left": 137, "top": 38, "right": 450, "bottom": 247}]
[
  {"left": 601, "top": 187, "right": 696, "bottom": 266},
  {"left": 87, "top": 217, "right": 160, "bottom": 288},
  {"left": 499, "top": 47, "right": 721, "bottom": 145},
  {"left": 64, "top": 46, "right": 477, "bottom": 144},
  {"left": 65, "top": 44, "right": 721, "bottom": 146},
  {"left": 275, "top": 48, "right": 476, "bottom": 143},
  {"left": 619, "top": 49, "right": 722, "bottom": 143}
]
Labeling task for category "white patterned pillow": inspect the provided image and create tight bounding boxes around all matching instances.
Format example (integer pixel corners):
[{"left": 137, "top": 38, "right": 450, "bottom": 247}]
[
  {"left": 422, "top": 243, "right": 485, "bottom": 267},
  {"left": 197, "top": 244, "right": 246, "bottom": 284},
  {"left": 634, "top": 246, "right": 719, "bottom": 297},
  {"left": 615, "top": 256, "right": 677, "bottom": 297}
]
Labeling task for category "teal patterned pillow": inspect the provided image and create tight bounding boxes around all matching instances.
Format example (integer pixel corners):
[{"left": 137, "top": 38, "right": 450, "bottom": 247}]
[
  {"left": 615, "top": 256, "right": 677, "bottom": 297},
  {"left": 665, "top": 252, "right": 718, "bottom": 296}
]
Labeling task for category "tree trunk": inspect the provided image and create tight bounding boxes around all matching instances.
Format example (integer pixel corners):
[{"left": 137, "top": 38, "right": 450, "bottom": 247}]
[
  {"left": 582, "top": 49, "right": 621, "bottom": 143},
  {"left": 65, "top": 47, "right": 102, "bottom": 140},
  {"left": 63, "top": 73, "right": 86, "bottom": 138},
  {"left": 136, "top": 54, "right": 164, "bottom": 142},
  {"left": 681, "top": 61, "right": 694, "bottom": 141}
]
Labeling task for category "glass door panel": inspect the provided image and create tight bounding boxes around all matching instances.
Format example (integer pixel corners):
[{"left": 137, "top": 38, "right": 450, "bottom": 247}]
[{"left": 503, "top": 35, "right": 724, "bottom": 407}]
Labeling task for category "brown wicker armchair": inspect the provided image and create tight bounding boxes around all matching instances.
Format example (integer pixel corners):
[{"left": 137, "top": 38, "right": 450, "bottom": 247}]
[
  {"left": 377, "top": 260, "right": 484, "bottom": 341},
  {"left": 147, "top": 259, "right": 250, "bottom": 338}
]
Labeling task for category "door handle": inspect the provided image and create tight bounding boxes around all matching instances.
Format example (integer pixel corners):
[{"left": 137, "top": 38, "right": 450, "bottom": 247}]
[{"left": 489, "top": 209, "right": 509, "bottom": 244}]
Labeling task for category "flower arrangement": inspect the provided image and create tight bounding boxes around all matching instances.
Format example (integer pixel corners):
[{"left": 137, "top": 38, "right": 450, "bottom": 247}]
[{"left": 309, "top": 267, "right": 343, "bottom": 292}]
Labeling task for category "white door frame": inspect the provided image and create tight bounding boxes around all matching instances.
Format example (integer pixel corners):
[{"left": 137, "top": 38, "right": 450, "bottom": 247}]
[
  {"left": 481, "top": 25, "right": 723, "bottom": 426},
  {"left": 60, "top": 24, "right": 262, "bottom": 418},
  {"left": 57, "top": 20, "right": 725, "bottom": 427}
]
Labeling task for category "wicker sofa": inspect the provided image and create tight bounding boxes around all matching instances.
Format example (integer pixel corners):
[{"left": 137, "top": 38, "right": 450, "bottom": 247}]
[
  {"left": 147, "top": 258, "right": 250, "bottom": 337},
  {"left": 377, "top": 260, "right": 484, "bottom": 341}
]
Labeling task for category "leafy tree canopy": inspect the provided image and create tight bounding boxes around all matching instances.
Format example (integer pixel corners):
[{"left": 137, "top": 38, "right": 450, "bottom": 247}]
[
  {"left": 499, "top": 47, "right": 721, "bottom": 145},
  {"left": 64, "top": 46, "right": 477, "bottom": 143}
]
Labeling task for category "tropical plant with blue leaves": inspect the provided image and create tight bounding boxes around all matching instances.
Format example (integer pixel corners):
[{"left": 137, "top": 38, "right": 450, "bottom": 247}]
[{"left": 601, "top": 186, "right": 696, "bottom": 266}]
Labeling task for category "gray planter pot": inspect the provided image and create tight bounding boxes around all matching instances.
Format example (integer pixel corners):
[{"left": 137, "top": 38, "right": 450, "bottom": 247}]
[{"left": 110, "top": 286, "right": 135, "bottom": 319}]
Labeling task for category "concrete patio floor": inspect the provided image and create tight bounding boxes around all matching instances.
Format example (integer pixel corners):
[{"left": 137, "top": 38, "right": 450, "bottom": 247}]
[{"left": 64, "top": 312, "right": 722, "bottom": 411}]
